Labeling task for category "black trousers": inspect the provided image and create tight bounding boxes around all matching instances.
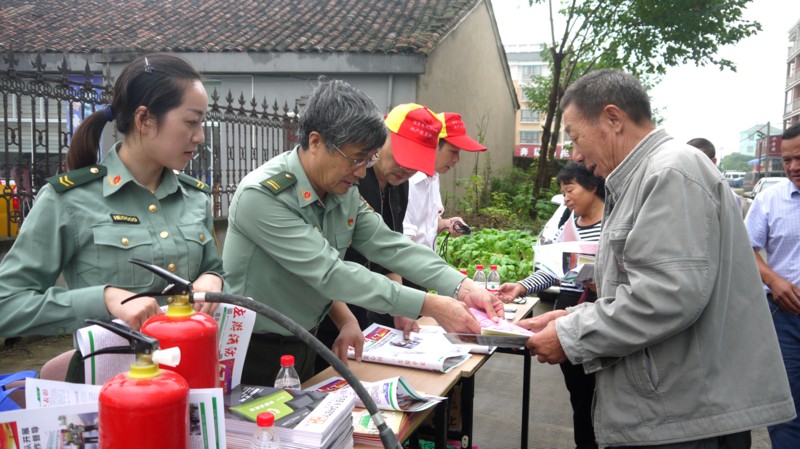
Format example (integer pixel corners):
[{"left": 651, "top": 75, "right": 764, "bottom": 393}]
[
  {"left": 560, "top": 361, "right": 597, "bottom": 449},
  {"left": 556, "top": 289, "right": 598, "bottom": 449},
  {"left": 607, "top": 431, "right": 751, "bottom": 449},
  {"left": 241, "top": 332, "right": 317, "bottom": 387}
]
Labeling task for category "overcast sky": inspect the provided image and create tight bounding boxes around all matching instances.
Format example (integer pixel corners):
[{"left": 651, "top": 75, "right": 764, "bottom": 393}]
[{"left": 491, "top": 0, "right": 796, "bottom": 159}]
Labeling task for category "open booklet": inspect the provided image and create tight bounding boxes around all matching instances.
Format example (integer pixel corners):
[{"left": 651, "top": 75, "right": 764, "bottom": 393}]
[
  {"left": 533, "top": 241, "right": 598, "bottom": 282},
  {"left": 306, "top": 376, "right": 444, "bottom": 412},
  {"left": 346, "top": 323, "right": 471, "bottom": 373},
  {"left": 7, "top": 377, "right": 226, "bottom": 449},
  {"left": 76, "top": 303, "right": 256, "bottom": 392}
]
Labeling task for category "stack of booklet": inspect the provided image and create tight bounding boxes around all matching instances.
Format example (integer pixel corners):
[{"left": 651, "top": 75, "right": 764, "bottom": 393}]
[
  {"left": 307, "top": 375, "right": 443, "bottom": 446},
  {"left": 351, "top": 408, "right": 408, "bottom": 446},
  {"left": 224, "top": 384, "right": 356, "bottom": 449}
]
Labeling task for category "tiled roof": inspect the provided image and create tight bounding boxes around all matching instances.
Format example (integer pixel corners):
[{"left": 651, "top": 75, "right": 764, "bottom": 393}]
[{"left": 0, "top": 0, "right": 480, "bottom": 55}]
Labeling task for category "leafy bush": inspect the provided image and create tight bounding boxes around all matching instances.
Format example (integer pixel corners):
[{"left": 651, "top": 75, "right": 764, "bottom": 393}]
[
  {"left": 534, "top": 197, "right": 559, "bottom": 220},
  {"left": 437, "top": 228, "right": 535, "bottom": 283}
]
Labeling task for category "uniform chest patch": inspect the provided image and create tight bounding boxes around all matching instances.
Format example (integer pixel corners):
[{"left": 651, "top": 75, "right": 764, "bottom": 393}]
[{"left": 110, "top": 214, "right": 140, "bottom": 224}]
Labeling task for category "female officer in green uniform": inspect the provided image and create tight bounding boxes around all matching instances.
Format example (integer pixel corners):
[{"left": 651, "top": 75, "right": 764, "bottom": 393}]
[{"left": 0, "top": 54, "right": 224, "bottom": 348}]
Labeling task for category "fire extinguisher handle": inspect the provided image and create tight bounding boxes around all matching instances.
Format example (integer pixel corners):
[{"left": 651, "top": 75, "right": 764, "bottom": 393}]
[
  {"left": 120, "top": 259, "right": 197, "bottom": 305},
  {"left": 119, "top": 290, "right": 168, "bottom": 305},
  {"left": 128, "top": 258, "right": 194, "bottom": 295},
  {"left": 82, "top": 319, "right": 161, "bottom": 359}
]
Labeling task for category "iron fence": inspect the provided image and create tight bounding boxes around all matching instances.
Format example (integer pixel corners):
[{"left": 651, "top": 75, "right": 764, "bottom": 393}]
[{"left": 1, "top": 51, "right": 298, "bottom": 237}]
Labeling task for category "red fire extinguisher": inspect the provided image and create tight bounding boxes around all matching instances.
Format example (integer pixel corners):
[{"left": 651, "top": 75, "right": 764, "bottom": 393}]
[
  {"left": 85, "top": 319, "right": 189, "bottom": 449},
  {"left": 125, "top": 259, "right": 220, "bottom": 389},
  {"left": 140, "top": 294, "right": 219, "bottom": 388}
]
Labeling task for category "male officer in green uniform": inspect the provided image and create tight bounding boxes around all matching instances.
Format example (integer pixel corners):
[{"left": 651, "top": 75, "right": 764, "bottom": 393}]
[{"left": 224, "top": 78, "right": 502, "bottom": 384}]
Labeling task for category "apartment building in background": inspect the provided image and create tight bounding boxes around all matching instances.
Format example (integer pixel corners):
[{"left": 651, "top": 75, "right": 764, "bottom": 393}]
[
  {"left": 505, "top": 44, "right": 567, "bottom": 160},
  {"left": 739, "top": 123, "right": 782, "bottom": 157},
  {"left": 786, "top": 18, "right": 800, "bottom": 129}
]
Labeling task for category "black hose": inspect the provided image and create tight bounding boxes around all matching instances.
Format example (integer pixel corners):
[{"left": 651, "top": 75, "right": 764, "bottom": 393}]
[{"left": 198, "top": 292, "right": 403, "bottom": 449}]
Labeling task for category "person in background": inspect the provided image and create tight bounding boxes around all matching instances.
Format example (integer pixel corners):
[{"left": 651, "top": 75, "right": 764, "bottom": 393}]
[
  {"left": 403, "top": 112, "right": 486, "bottom": 252},
  {"left": 686, "top": 137, "right": 717, "bottom": 163},
  {"left": 744, "top": 123, "right": 800, "bottom": 449},
  {"left": 223, "top": 78, "right": 502, "bottom": 385},
  {"left": 315, "top": 103, "right": 441, "bottom": 372},
  {"left": 0, "top": 54, "right": 225, "bottom": 382},
  {"left": 523, "top": 69, "right": 794, "bottom": 448},
  {"left": 687, "top": 137, "right": 742, "bottom": 211},
  {"left": 498, "top": 161, "right": 603, "bottom": 449}
]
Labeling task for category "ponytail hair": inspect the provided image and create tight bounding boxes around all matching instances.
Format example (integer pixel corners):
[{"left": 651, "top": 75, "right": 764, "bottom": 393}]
[
  {"left": 66, "top": 54, "right": 202, "bottom": 170},
  {"left": 66, "top": 108, "right": 112, "bottom": 170}
]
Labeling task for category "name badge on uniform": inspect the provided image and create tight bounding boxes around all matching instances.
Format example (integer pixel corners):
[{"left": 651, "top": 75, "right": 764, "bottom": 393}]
[{"left": 110, "top": 214, "right": 140, "bottom": 224}]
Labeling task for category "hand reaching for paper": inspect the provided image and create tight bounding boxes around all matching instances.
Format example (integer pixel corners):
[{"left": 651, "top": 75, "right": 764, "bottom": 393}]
[
  {"left": 496, "top": 282, "right": 526, "bottom": 304},
  {"left": 456, "top": 278, "right": 504, "bottom": 321},
  {"left": 394, "top": 316, "right": 421, "bottom": 339},
  {"left": 333, "top": 319, "right": 364, "bottom": 363},
  {"left": 421, "top": 294, "right": 481, "bottom": 334}
]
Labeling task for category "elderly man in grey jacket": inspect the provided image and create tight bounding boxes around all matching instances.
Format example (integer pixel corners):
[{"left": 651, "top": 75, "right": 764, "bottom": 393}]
[{"left": 523, "top": 69, "right": 795, "bottom": 448}]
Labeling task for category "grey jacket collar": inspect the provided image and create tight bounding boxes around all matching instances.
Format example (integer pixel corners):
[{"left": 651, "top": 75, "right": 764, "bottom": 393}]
[{"left": 605, "top": 128, "right": 672, "bottom": 210}]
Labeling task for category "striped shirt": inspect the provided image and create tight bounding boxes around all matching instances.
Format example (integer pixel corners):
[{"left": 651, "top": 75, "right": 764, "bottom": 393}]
[
  {"left": 520, "top": 214, "right": 602, "bottom": 295},
  {"left": 744, "top": 178, "right": 800, "bottom": 293}
]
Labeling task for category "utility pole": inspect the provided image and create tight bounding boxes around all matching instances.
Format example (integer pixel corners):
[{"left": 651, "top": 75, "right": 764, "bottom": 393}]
[{"left": 762, "top": 121, "right": 769, "bottom": 179}]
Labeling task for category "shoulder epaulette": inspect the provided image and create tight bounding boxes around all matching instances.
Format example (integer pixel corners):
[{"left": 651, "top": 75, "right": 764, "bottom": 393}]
[
  {"left": 360, "top": 195, "right": 375, "bottom": 212},
  {"left": 260, "top": 171, "right": 297, "bottom": 194},
  {"left": 177, "top": 172, "right": 211, "bottom": 193},
  {"left": 46, "top": 165, "right": 106, "bottom": 192}
]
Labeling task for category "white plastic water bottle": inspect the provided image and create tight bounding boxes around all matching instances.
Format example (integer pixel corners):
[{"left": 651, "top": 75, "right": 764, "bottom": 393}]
[
  {"left": 487, "top": 265, "right": 501, "bottom": 293},
  {"left": 274, "top": 355, "right": 302, "bottom": 390},
  {"left": 473, "top": 264, "right": 487, "bottom": 289},
  {"left": 249, "top": 412, "right": 282, "bottom": 449}
]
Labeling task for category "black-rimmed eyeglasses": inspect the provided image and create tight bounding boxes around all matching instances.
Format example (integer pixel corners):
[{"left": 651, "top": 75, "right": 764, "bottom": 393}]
[{"left": 329, "top": 142, "right": 379, "bottom": 169}]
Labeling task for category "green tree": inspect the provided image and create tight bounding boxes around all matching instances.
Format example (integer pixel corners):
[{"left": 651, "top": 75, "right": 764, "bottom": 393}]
[
  {"left": 720, "top": 152, "right": 754, "bottom": 172},
  {"left": 524, "top": 0, "right": 760, "bottom": 218}
]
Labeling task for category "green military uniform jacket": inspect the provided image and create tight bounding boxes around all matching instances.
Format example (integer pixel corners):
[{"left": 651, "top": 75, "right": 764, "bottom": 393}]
[
  {"left": 224, "top": 148, "right": 465, "bottom": 335},
  {"left": 0, "top": 144, "right": 224, "bottom": 337}
]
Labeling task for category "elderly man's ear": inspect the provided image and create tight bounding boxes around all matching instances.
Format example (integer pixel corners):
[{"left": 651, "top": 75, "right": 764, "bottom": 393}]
[{"left": 603, "top": 105, "right": 625, "bottom": 131}]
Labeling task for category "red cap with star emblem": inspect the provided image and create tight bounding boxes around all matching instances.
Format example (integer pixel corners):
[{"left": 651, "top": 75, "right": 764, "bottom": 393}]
[
  {"left": 385, "top": 104, "right": 442, "bottom": 176},
  {"left": 436, "top": 112, "right": 486, "bottom": 152}
]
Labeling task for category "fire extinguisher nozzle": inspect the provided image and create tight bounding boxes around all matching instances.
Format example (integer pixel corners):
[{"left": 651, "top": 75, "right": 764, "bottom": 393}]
[{"left": 152, "top": 347, "right": 181, "bottom": 367}]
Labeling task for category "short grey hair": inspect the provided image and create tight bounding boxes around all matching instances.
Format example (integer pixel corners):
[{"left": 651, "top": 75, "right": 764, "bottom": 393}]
[
  {"left": 298, "top": 77, "right": 387, "bottom": 153},
  {"left": 560, "top": 69, "right": 652, "bottom": 125}
]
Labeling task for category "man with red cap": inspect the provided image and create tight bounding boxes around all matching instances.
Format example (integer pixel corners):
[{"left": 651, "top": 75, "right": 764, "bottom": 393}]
[
  {"left": 403, "top": 112, "right": 487, "bottom": 251},
  {"left": 315, "top": 103, "right": 444, "bottom": 367}
]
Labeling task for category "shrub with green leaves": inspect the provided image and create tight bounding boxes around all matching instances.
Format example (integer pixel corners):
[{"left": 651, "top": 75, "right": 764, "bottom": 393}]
[{"left": 437, "top": 228, "right": 535, "bottom": 282}]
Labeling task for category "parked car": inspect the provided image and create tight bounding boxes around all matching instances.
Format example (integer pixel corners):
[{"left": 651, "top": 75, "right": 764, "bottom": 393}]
[
  {"left": 724, "top": 171, "right": 746, "bottom": 188},
  {"left": 742, "top": 176, "right": 786, "bottom": 217},
  {"left": 742, "top": 171, "right": 784, "bottom": 194},
  {"left": 741, "top": 171, "right": 759, "bottom": 194},
  {"left": 537, "top": 194, "right": 568, "bottom": 245},
  {"left": 535, "top": 194, "right": 569, "bottom": 302}
]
